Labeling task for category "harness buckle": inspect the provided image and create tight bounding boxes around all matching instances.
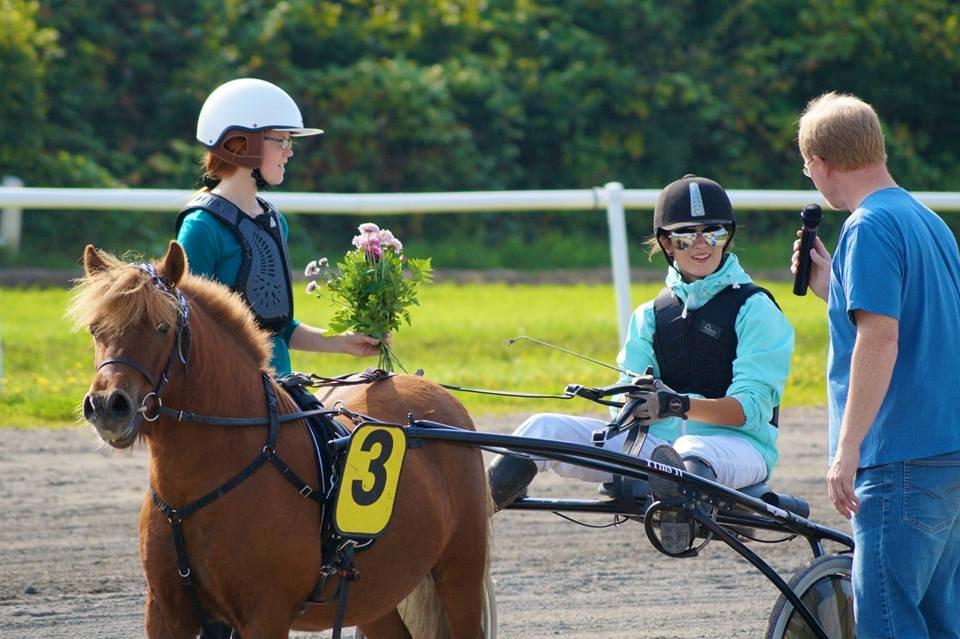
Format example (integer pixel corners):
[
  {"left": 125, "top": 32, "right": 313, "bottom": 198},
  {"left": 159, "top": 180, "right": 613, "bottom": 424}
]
[
  {"left": 591, "top": 428, "right": 607, "bottom": 447},
  {"left": 139, "top": 392, "right": 161, "bottom": 422},
  {"left": 299, "top": 485, "right": 314, "bottom": 498}
]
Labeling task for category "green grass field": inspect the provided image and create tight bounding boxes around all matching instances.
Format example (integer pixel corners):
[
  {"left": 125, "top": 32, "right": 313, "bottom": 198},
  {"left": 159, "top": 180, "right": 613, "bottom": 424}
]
[{"left": 0, "top": 281, "right": 827, "bottom": 427}]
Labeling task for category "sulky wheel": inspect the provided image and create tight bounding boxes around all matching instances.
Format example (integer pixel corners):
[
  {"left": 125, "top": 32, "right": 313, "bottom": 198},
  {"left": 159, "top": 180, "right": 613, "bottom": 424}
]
[{"left": 765, "top": 553, "right": 854, "bottom": 638}]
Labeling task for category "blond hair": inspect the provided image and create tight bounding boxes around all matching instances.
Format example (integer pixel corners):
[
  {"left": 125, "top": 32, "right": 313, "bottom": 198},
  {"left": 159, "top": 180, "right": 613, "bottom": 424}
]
[{"left": 798, "top": 92, "right": 887, "bottom": 170}]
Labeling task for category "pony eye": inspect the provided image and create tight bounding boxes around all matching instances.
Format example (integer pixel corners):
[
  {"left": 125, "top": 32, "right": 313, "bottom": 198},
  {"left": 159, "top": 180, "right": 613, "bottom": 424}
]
[{"left": 157, "top": 322, "right": 171, "bottom": 336}]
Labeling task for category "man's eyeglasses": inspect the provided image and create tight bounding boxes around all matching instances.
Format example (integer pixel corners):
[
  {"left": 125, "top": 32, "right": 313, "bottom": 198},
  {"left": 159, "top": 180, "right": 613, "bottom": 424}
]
[
  {"left": 802, "top": 158, "right": 814, "bottom": 178},
  {"left": 264, "top": 135, "right": 296, "bottom": 151},
  {"left": 667, "top": 225, "right": 729, "bottom": 251}
]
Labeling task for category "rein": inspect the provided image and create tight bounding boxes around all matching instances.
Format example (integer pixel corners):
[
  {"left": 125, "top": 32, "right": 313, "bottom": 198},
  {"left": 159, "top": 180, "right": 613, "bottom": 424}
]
[{"left": 437, "top": 380, "right": 629, "bottom": 408}]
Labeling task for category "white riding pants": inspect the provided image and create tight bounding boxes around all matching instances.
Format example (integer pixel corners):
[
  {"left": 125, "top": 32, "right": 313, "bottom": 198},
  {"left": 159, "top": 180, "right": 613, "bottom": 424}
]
[{"left": 514, "top": 413, "right": 767, "bottom": 489}]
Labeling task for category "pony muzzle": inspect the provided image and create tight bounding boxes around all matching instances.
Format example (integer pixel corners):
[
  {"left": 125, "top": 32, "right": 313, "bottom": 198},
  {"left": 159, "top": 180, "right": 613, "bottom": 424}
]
[{"left": 83, "top": 389, "right": 140, "bottom": 446}]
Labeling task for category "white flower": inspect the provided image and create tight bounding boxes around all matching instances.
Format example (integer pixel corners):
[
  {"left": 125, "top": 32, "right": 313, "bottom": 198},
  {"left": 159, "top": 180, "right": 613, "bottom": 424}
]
[
  {"left": 358, "top": 222, "right": 381, "bottom": 234},
  {"left": 304, "top": 261, "right": 320, "bottom": 277},
  {"left": 305, "top": 280, "right": 319, "bottom": 294}
]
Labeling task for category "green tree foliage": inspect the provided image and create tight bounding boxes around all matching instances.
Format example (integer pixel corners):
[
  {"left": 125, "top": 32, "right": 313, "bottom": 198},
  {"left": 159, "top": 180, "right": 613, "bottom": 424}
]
[{"left": 3, "top": 0, "right": 960, "bottom": 267}]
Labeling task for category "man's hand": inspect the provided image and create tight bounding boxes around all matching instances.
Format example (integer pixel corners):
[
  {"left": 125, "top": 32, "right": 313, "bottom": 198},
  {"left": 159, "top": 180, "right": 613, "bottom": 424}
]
[
  {"left": 827, "top": 445, "right": 861, "bottom": 519},
  {"left": 792, "top": 232, "right": 832, "bottom": 301}
]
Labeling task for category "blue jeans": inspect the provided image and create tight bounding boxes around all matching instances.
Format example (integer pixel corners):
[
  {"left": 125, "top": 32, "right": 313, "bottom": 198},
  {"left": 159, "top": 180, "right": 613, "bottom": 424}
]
[{"left": 852, "top": 449, "right": 960, "bottom": 638}]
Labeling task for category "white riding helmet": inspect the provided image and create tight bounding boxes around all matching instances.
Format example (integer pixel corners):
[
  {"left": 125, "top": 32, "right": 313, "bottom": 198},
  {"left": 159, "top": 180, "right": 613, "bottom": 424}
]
[{"left": 196, "top": 78, "right": 323, "bottom": 168}]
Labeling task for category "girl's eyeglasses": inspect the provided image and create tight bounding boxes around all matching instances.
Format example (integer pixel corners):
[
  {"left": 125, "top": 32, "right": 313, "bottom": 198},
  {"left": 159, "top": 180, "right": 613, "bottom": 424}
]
[
  {"left": 668, "top": 225, "right": 729, "bottom": 251},
  {"left": 263, "top": 135, "right": 296, "bottom": 151}
]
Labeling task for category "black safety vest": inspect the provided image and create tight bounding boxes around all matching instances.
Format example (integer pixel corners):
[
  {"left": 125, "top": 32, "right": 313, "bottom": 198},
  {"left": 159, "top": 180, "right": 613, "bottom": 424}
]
[
  {"left": 175, "top": 193, "right": 294, "bottom": 335},
  {"left": 653, "top": 283, "right": 781, "bottom": 425}
]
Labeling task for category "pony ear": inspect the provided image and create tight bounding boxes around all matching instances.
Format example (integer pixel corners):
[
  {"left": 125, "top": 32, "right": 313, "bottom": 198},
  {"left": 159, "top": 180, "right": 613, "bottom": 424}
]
[
  {"left": 83, "top": 244, "right": 109, "bottom": 275},
  {"left": 159, "top": 240, "right": 188, "bottom": 287}
]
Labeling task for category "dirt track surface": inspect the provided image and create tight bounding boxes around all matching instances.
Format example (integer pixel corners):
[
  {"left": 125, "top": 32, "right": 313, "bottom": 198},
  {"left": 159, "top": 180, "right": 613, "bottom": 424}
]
[{"left": 0, "top": 408, "right": 849, "bottom": 638}]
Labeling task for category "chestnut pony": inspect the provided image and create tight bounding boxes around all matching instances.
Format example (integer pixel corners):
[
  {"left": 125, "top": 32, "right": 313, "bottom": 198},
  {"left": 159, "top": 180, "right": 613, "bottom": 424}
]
[{"left": 70, "top": 242, "right": 490, "bottom": 639}]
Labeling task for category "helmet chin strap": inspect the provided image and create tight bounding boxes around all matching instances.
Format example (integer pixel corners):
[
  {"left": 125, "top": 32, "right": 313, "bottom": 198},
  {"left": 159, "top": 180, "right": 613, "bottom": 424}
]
[{"left": 252, "top": 168, "right": 272, "bottom": 191}]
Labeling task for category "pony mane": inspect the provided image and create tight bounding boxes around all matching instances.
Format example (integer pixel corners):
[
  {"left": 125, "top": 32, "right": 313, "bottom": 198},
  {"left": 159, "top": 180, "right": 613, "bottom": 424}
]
[
  {"left": 68, "top": 251, "right": 272, "bottom": 369},
  {"left": 177, "top": 275, "right": 272, "bottom": 369}
]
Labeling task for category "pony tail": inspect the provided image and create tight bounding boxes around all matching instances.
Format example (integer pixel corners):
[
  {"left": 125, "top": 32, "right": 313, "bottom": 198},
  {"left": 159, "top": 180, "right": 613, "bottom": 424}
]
[{"left": 397, "top": 576, "right": 451, "bottom": 639}]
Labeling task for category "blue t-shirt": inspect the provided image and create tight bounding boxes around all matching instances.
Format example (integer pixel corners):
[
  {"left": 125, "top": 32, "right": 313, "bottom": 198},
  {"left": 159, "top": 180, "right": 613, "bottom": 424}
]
[
  {"left": 827, "top": 187, "right": 960, "bottom": 466},
  {"left": 177, "top": 207, "right": 300, "bottom": 376}
]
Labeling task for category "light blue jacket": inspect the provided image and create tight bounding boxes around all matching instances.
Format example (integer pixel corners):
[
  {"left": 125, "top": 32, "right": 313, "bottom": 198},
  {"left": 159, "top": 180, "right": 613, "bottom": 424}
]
[{"left": 616, "top": 254, "right": 795, "bottom": 477}]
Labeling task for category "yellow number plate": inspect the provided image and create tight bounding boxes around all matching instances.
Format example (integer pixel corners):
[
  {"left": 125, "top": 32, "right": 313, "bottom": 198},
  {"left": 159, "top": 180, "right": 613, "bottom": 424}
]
[{"left": 334, "top": 424, "right": 407, "bottom": 538}]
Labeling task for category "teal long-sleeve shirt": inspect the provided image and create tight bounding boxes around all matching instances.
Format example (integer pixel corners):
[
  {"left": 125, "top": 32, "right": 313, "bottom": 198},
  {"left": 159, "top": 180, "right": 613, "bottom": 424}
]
[
  {"left": 616, "top": 254, "right": 795, "bottom": 478},
  {"left": 176, "top": 208, "right": 300, "bottom": 376}
]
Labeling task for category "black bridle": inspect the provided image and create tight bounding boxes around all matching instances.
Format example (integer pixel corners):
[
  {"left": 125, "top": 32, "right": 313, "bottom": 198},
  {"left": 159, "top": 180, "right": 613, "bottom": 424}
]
[
  {"left": 95, "top": 264, "right": 191, "bottom": 422},
  {"left": 95, "top": 264, "right": 363, "bottom": 636}
]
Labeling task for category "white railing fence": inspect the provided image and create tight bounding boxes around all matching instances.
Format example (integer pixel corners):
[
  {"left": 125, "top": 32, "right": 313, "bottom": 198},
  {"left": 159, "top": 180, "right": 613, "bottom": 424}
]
[{"left": 3, "top": 179, "right": 960, "bottom": 343}]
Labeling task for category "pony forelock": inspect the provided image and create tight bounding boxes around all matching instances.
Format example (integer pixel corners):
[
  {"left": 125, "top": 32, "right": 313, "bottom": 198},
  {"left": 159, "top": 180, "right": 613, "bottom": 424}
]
[
  {"left": 67, "top": 250, "right": 272, "bottom": 369},
  {"left": 68, "top": 251, "right": 179, "bottom": 338}
]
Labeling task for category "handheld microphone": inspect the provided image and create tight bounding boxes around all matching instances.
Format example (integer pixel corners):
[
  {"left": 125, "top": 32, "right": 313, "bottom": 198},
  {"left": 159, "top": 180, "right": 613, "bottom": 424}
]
[{"left": 793, "top": 203, "right": 823, "bottom": 296}]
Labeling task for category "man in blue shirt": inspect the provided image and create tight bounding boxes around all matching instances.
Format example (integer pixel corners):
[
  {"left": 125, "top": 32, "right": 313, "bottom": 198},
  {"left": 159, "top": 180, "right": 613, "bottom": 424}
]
[{"left": 794, "top": 92, "right": 960, "bottom": 638}]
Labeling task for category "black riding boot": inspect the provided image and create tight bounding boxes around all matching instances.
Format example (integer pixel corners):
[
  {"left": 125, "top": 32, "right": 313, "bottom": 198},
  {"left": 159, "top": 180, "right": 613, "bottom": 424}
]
[
  {"left": 682, "top": 456, "right": 719, "bottom": 537},
  {"left": 487, "top": 455, "right": 538, "bottom": 510},
  {"left": 682, "top": 457, "right": 717, "bottom": 482}
]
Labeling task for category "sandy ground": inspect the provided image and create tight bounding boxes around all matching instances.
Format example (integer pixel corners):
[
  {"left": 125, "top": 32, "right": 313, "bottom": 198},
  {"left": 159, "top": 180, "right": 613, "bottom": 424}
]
[{"left": 0, "top": 408, "right": 849, "bottom": 638}]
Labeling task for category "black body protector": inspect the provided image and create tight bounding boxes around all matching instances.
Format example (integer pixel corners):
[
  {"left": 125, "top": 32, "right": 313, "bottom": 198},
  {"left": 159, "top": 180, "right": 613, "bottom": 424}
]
[
  {"left": 176, "top": 193, "right": 294, "bottom": 335},
  {"left": 653, "top": 283, "right": 781, "bottom": 427}
]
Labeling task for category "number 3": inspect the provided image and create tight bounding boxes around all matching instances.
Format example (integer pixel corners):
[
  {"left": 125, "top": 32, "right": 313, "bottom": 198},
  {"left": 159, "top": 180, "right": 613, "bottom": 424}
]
[{"left": 352, "top": 429, "right": 393, "bottom": 506}]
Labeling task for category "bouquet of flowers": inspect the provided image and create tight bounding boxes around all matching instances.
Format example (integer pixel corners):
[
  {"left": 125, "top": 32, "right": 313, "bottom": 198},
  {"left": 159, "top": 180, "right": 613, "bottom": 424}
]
[{"left": 304, "top": 223, "right": 432, "bottom": 372}]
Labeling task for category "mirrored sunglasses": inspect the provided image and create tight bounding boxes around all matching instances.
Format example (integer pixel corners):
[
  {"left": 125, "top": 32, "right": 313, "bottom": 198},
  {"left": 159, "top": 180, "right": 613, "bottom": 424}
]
[
  {"left": 668, "top": 224, "right": 729, "bottom": 251},
  {"left": 263, "top": 135, "right": 296, "bottom": 151}
]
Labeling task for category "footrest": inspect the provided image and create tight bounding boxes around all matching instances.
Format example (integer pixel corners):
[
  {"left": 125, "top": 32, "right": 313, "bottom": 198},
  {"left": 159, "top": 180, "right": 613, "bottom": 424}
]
[
  {"left": 599, "top": 479, "right": 810, "bottom": 519},
  {"left": 739, "top": 483, "right": 810, "bottom": 519}
]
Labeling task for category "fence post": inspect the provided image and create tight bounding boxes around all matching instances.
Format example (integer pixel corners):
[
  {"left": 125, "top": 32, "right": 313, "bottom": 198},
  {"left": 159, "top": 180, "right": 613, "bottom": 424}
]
[
  {"left": 604, "top": 181, "right": 631, "bottom": 347},
  {"left": 1, "top": 176, "right": 24, "bottom": 254}
]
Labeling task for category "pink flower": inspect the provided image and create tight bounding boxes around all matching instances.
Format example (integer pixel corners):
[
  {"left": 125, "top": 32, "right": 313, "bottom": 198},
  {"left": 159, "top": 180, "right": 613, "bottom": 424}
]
[
  {"left": 352, "top": 225, "right": 380, "bottom": 251},
  {"left": 305, "top": 280, "right": 319, "bottom": 294},
  {"left": 377, "top": 229, "right": 403, "bottom": 254},
  {"left": 365, "top": 235, "right": 382, "bottom": 260},
  {"left": 351, "top": 222, "right": 405, "bottom": 258}
]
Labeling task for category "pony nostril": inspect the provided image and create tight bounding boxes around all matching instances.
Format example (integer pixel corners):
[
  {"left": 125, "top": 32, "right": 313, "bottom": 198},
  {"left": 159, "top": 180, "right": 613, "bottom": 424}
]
[
  {"left": 83, "top": 394, "right": 98, "bottom": 421},
  {"left": 106, "top": 390, "right": 133, "bottom": 420}
]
